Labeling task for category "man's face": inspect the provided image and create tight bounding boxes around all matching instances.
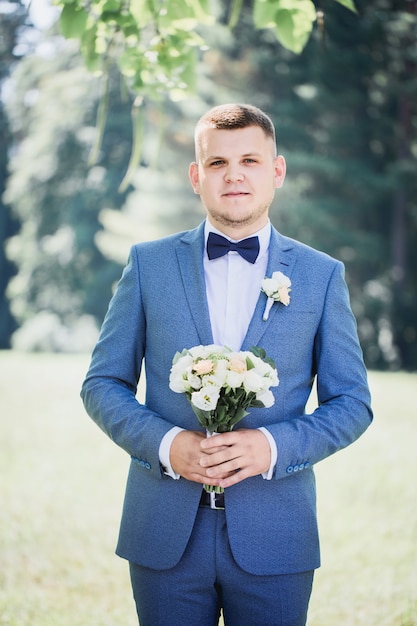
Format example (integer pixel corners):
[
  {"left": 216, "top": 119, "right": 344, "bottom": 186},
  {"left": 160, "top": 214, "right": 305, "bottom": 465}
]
[{"left": 189, "top": 125, "right": 286, "bottom": 238}]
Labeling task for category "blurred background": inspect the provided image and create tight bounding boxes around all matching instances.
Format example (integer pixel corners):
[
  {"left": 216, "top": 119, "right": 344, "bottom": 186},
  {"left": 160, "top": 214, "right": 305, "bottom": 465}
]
[{"left": 0, "top": 0, "right": 416, "bottom": 371}]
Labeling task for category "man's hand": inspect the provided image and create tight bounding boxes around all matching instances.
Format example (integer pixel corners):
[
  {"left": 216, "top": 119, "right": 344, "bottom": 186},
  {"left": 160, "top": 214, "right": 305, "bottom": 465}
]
[
  {"left": 199, "top": 429, "right": 271, "bottom": 488},
  {"left": 169, "top": 430, "right": 224, "bottom": 486}
]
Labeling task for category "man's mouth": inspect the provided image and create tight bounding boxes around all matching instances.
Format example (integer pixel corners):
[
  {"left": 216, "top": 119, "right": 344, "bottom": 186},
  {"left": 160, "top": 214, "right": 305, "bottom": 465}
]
[{"left": 222, "top": 191, "right": 249, "bottom": 197}]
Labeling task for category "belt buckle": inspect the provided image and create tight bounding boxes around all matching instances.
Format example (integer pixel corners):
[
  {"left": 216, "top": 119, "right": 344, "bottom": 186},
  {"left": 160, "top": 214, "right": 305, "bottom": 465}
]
[{"left": 210, "top": 491, "right": 225, "bottom": 510}]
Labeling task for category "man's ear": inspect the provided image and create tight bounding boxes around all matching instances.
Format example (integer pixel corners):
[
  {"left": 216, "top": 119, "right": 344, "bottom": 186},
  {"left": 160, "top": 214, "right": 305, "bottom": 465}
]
[
  {"left": 189, "top": 162, "right": 200, "bottom": 194},
  {"left": 274, "top": 155, "right": 286, "bottom": 189}
]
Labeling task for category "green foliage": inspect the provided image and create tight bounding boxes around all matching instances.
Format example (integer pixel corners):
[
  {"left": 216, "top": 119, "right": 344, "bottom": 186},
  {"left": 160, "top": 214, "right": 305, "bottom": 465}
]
[
  {"left": 56, "top": 0, "right": 214, "bottom": 102},
  {"left": 52, "top": 0, "right": 357, "bottom": 184},
  {"left": 3, "top": 46, "right": 132, "bottom": 349},
  {"left": 249, "top": 345, "right": 276, "bottom": 370},
  {"left": 0, "top": 0, "right": 28, "bottom": 348},
  {"left": 3, "top": 0, "right": 416, "bottom": 370},
  {"left": 51, "top": 0, "right": 358, "bottom": 106},
  {"left": 253, "top": 0, "right": 317, "bottom": 54},
  {"left": 238, "top": 0, "right": 417, "bottom": 370},
  {"left": 333, "top": 0, "right": 357, "bottom": 11}
]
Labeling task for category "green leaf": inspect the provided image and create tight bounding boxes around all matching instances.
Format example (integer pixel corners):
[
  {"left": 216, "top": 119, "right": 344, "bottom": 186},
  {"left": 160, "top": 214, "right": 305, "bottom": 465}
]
[
  {"left": 216, "top": 404, "right": 228, "bottom": 423},
  {"left": 253, "top": 0, "right": 277, "bottom": 29},
  {"left": 129, "top": 0, "right": 152, "bottom": 28},
  {"left": 253, "top": 0, "right": 316, "bottom": 54},
  {"left": 102, "top": 0, "right": 121, "bottom": 12},
  {"left": 250, "top": 399, "right": 266, "bottom": 408},
  {"left": 119, "top": 97, "right": 144, "bottom": 193},
  {"left": 158, "top": 0, "right": 198, "bottom": 31},
  {"left": 228, "top": 408, "right": 249, "bottom": 428},
  {"left": 185, "top": 0, "right": 215, "bottom": 25},
  {"left": 59, "top": 3, "right": 88, "bottom": 39},
  {"left": 88, "top": 72, "right": 110, "bottom": 166},
  {"left": 264, "top": 356, "right": 276, "bottom": 369},
  {"left": 228, "top": 0, "right": 243, "bottom": 30},
  {"left": 250, "top": 346, "right": 266, "bottom": 360},
  {"left": 246, "top": 356, "right": 255, "bottom": 370},
  {"left": 80, "top": 24, "right": 103, "bottom": 73},
  {"left": 333, "top": 0, "right": 357, "bottom": 13},
  {"left": 249, "top": 346, "right": 276, "bottom": 369},
  {"left": 274, "top": 6, "right": 315, "bottom": 54},
  {"left": 171, "top": 349, "right": 188, "bottom": 365},
  {"left": 191, "top": 405, "right": 212, "bottom": 430}
]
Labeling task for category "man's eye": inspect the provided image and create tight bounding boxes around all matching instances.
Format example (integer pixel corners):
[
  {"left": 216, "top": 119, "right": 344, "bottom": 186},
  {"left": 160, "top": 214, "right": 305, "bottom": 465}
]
[
  {"left": 243, "top": 158, "right": 257, "bottom": 164},
  {"left": 210, "top": 160, "right": 224, "bottom": 167}
]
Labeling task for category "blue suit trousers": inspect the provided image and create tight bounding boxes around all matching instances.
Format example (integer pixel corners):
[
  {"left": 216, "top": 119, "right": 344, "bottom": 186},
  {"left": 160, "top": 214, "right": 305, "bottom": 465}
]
[{"left": 129, "top": 506, "right": 314, "bottom": 626}]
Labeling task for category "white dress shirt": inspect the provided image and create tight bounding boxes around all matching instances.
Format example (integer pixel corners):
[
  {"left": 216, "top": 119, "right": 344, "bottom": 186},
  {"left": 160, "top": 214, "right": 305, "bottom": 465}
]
[{"left": 159, "top": 219, "right": 278, "bottom": 478}]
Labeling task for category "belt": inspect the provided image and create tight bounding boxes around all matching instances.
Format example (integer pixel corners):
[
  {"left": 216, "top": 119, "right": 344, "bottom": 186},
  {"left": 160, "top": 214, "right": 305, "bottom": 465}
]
[{"left": 199, "top": 489, "right": 225, "bottom": 510}]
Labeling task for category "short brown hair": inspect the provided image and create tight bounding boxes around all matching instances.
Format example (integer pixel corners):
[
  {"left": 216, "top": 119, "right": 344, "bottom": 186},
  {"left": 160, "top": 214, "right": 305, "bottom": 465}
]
[{"left": 195, "top": 103, "right": 276, "bottom": 151}]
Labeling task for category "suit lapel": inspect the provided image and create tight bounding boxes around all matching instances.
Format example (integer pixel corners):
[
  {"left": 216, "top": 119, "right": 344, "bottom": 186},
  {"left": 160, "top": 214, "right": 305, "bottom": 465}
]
[
  {"left": 242, "top": 227, "right": 296, "bottom": 350},
  {"left": 176, "top": 223, "right": 214, "bottom": 346},
  {"left": 176, "top": 223, "right": 296, "bottom": 350}
]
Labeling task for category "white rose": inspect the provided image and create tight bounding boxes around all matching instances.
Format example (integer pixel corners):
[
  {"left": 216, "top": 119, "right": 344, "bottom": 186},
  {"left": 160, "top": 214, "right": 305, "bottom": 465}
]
[
  {"left": 169, "top": 354, "right": 193, "bottom": 392},
  {"left": 189, "top": 344, "right": 227, "bottom": 360},
  {"left": 215, "top": 358, "right": 229, "bottom": 376},
  {"left": 169, "top": 370, "right": 188, "bottom": 393},
  {"left": 260, "top": 277, "right": 278, "bottom": 296},
  {"left": 225, "top": 370, "right": 245, "bottom": 389},
  {"left": 248, "top": 355, "right": 279, "bottom": 388},
  {"left": 249, "top": 355, "right": 269, "bottom": 375},
  {"left": 243, "top": 370, "right": 269, "bottom": 394},
  {"left": 261, "top": 272, "right": 291, "bottom": 314},
  {"left": 189, "top": 345, "right": 211, "bottom": 359},
  {"left": 191, "top": 386, "right": 221, "bottom": 411},
  {"left": 256, "top": 389, "right": 275, "bottom": 408},
  {"left": 277, "top": 285, "right": 290, "bottom": 306},
  {"left": 202, "top": 368, "right": 228, "bottom": 388},
  {"left": 186, "top": 368, "right": 203, "bottom": 390},
  {"left": 271, "top": 271, "right": 291, "bottom": 288},
  {"left": 172, "top": 353, "right": 193, "bottom": 371}
]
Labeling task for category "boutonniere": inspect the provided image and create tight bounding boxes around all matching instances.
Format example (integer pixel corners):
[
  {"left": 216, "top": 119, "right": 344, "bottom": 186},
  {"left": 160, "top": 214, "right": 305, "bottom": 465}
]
[{"left": 261, "top": 271, "right": 291, "bottom": 321}]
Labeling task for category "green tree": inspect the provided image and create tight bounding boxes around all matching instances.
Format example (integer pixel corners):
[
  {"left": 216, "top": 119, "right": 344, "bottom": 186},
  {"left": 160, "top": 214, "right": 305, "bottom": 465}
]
[
  {"left": 235, "top": 0, "right": 417, "bottom": 369},
  {"left": 53, "top": 0, "right": 357, "bottom": 187},
  {"left": 4, "top": 0, "right": 416, "bottom": 370},
  {"left": 0, "top": 0, "right": 28, "bottom": 348},
  {"left": 98, "top": 0, "right": 417, "bottom": 369},
  {"left": 4, "top": 42, "right": 133, "bottom": 350}
]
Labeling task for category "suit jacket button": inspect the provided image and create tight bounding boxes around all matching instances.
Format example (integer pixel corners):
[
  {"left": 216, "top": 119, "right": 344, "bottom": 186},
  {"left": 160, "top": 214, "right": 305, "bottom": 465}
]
[
  {"left": 299, "top": 463, "right": 304, "bottom": 471},
  {"left": 286, "top": 466, "right": 293, "bottom": 474},
  {"left": 145, "top": 462, "right": 151, "bottom": 470},
  {"left": 304, "top": 462, "right": 310, "bottom": 469}
]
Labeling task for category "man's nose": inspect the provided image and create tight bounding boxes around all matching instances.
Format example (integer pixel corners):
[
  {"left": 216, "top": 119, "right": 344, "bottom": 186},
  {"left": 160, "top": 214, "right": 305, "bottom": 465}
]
[{"left": 224, "top": 165, "right": 244, "bottom": 182}]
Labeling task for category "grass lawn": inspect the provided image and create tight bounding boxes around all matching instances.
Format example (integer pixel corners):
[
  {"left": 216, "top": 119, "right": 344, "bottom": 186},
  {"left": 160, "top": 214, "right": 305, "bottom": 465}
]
[{"left": 0, "top": 351, "right": 416, "bottom": 625}]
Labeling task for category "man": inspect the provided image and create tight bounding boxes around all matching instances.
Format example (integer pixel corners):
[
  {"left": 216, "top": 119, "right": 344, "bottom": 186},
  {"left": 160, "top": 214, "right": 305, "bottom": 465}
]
[{"left": 81, "top": 103, "right": 372, "bottom": 626}]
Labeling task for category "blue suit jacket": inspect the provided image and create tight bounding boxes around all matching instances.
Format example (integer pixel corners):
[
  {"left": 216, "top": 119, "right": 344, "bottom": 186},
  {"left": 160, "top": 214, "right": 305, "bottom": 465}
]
[{"left": 81, "top": 222, "right": 372, "bottom": 575}]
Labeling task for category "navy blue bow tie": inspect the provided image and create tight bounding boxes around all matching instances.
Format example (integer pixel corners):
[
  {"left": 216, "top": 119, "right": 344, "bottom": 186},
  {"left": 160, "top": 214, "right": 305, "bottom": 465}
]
[{"left": 206, "top": 232, "right": 260, "bottom": 264}]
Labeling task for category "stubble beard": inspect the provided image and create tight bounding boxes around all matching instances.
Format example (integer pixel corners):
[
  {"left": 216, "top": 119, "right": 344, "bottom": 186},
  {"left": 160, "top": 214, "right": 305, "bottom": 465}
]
[{"left": 208, "top": 199, "right": 272, "bottom": 234}]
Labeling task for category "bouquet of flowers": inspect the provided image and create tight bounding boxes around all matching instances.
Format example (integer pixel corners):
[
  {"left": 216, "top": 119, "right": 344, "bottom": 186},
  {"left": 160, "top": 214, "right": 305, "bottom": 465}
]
[{"left": 169, "top": 344, "right": 279, "bottom": 492}]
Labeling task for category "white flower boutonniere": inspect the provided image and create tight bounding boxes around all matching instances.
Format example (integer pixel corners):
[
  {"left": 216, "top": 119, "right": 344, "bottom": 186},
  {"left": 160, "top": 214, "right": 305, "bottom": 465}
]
[{"left": 261, "top": 271, "right": 291, "bottom": 321}]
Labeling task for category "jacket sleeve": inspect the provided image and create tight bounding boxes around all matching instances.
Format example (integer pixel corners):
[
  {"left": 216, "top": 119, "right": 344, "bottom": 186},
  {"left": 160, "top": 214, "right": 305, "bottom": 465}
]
[
  {"left": 80, "top": 247, "right": 174, "bottom": 480},
  {"left": 268, "top": 261, "right": 373, "bottom": 480}
]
